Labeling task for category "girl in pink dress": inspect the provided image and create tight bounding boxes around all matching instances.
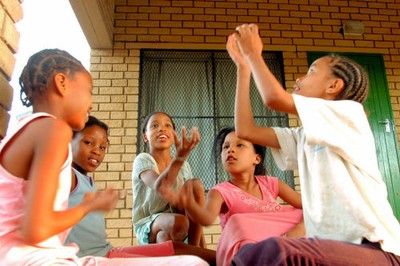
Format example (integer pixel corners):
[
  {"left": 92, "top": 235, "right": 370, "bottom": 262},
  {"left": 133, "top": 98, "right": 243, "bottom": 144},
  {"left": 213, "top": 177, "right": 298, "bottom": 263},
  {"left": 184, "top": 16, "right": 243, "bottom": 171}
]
[
  {"left": 179, "top": 127, "right": 304, "bottom": 266},
  {"left": 0, "top": 49, "right": 207, "bottom": 266}
]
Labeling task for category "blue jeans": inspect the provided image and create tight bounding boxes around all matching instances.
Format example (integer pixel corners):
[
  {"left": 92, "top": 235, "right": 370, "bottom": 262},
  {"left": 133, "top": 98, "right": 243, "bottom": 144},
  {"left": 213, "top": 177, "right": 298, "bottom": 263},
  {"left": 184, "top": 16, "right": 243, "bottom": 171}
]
[{"left": 232, "top": 237, "right": 400, "bottom": 266}]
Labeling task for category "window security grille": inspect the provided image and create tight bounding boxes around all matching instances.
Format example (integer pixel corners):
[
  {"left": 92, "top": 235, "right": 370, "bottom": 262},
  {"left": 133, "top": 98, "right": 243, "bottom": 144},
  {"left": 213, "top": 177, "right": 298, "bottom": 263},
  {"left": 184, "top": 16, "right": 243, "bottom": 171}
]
[{"left": 138, "top": 50, "right": 294, "bottom": 190}]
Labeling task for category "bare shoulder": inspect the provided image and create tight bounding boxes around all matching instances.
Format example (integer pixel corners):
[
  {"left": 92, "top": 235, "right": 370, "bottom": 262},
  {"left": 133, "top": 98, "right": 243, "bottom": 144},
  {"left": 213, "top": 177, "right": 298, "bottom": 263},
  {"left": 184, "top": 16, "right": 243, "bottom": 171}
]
[{"left": 29, "top": 117, "right": 72, "bottom": 142}]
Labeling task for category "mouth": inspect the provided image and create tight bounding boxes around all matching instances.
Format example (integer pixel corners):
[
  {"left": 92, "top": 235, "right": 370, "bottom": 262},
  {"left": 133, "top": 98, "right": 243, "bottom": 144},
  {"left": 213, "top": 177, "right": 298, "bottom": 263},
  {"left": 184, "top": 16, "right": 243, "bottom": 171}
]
[
  {"left": 226, "top": 155, "right": 236, "bottom": 162},
  {"left": 157, "top": 134, "right": 168, "bottom": 140},
  {"left": 88, "top": 158, "right": 99, "bottom": 167}
]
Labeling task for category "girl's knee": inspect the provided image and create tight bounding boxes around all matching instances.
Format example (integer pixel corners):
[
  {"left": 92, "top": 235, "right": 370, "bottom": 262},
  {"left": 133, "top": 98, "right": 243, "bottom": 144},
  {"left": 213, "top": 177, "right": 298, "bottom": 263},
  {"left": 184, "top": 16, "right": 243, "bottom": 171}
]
[{"left": 171, "top": 215, "right": 189, "bottom": 240}]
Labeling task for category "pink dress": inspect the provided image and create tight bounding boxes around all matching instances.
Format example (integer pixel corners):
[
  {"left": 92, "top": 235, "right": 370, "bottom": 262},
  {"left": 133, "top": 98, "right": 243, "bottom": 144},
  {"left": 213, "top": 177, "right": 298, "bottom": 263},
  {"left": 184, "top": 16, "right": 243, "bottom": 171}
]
[
  {"left": 212, "top": 176, "right": 303, "bottom": 266},
  {"left": 0, "top": 113, "right": 207, "bottom": 266}
]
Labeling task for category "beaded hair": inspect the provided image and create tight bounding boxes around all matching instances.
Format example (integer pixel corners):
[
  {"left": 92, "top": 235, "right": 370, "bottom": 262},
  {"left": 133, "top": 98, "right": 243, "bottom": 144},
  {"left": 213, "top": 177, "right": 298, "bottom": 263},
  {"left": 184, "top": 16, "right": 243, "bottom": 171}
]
[
  {"left": 327, "top": 54, "right": 369, "bottom": 104},
  {"left": 213, "top": 127, "right": 266, "bottom": 176},
  {"left": 19, "top": 49, "right": 86, "bottom": 107}
]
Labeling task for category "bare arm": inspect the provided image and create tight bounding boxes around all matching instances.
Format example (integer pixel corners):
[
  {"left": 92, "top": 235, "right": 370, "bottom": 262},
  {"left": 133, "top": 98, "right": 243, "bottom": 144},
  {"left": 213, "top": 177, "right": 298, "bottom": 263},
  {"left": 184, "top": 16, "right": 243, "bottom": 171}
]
[
  {"left": 234, "top": 24, "right": 298, "bottom": 116},
  {"left": 277, "top": 179, "right": 305, "bottom": 237},
  {"left": 22, "top": 119, "right": 118, "bottom": 245},
  {"left": 180, "top": 184, "right": 224, "bottom": 226},
  {"left": 227, "top": 34, "right": 280, "bottom": 149},
  {"left": 141, "top": 127, "right": 200, "bottom": 204},
  {"left": 277, "top": 179, "right": 302, "bottom": 209}
]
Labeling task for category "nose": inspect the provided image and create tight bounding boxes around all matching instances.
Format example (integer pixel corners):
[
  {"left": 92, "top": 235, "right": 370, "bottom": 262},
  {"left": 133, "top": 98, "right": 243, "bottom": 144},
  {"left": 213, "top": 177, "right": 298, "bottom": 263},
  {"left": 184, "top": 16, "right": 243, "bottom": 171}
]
[{"left": 91, "top": 146, "right": 101, "bottom": 155}]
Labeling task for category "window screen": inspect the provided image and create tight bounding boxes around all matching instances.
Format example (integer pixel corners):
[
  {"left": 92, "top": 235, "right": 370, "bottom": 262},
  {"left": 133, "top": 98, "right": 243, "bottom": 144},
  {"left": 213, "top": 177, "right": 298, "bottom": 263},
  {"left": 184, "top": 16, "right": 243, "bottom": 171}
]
[{"left": 138, "top": 50, "right": 293, "bottom": 190}]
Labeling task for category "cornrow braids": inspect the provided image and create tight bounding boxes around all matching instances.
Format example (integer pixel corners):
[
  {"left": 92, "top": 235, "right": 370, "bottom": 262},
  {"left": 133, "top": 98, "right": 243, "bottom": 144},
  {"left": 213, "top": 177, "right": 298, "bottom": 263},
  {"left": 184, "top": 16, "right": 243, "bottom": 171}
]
[
  {"left": 19, "top": 49, "right": 86, "bottom": 107},
  {"left": 327, "top": 54, "right": 369, "bottom": 104}
]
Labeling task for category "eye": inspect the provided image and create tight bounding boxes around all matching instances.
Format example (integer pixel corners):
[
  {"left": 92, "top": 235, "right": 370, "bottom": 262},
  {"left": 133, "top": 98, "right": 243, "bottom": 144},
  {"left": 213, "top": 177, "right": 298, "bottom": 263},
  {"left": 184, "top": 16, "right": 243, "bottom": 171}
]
[
  {"left": 100, "top": 145, "right": 107, "bottom": 151},
  {"left": 222, "top": 144, "right": 229, "bottom": 150},
  {"left": 84, "top": 140, "right": 92, "bottom": 146},
  {"left": 237, "top": 143, "right": 244, "bottom": 148},
  {"left": 166, "top": 123, "right": 173, "bottom": 128},
  {"left": 150, "top": 123, "right": 158, "bottom": 129}
]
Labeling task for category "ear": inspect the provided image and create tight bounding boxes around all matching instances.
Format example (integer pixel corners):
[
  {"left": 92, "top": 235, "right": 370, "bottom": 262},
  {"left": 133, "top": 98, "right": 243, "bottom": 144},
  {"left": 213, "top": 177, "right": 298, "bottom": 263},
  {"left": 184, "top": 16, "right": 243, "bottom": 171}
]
[
  {"left": 53, "top": 73, "right": 68, "bottom": 96},
  {"left": 254, "top": 154, "right": 261, "bottom": 165},
  {"left": 143, "top": 133, "right": 149, "bottom": 143},
  {"left": 326, "top": 78, "right": 345, "bottom": 96}
]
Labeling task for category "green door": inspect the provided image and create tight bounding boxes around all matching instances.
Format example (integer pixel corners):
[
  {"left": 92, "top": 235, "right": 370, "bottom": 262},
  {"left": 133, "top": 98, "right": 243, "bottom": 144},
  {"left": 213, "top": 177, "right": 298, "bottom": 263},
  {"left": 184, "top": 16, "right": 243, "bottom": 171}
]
[{"left": 308, "top": 52, "right": 400, "bottom": 221}]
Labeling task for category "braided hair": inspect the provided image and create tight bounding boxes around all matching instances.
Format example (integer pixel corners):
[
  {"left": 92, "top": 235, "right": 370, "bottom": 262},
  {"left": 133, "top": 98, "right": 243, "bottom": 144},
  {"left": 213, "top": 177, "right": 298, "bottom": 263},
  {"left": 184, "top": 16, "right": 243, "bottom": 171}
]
[
  {"left": 213, "top": 127, "right": 266, "bottom": 176},
  {"left": 19, "top": 49, "right": 86, "bottom": 107},
  {"left": 327, "top": 54, "right": 369, "bottom": 104}
]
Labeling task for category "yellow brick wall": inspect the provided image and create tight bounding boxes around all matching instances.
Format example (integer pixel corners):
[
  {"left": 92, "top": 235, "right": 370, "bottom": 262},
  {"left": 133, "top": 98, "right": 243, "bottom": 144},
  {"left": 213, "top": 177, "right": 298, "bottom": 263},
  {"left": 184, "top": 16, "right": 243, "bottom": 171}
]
[
  {"left": 89, "top": 0, "right": 400, "bottom": 248},
  {"left": 0, "top": 0, "right": 22, "bottom": 140}
]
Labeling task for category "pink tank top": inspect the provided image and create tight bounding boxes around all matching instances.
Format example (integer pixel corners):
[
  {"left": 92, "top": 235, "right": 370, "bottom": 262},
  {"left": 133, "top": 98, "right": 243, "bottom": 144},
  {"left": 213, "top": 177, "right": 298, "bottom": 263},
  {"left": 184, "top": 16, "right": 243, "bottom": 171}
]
[
  {"left": 0, "top": 113, "right": 77, "bottom": 264},
  {"left": 212, "top": 176, "right": 295, "bottom": 229}
]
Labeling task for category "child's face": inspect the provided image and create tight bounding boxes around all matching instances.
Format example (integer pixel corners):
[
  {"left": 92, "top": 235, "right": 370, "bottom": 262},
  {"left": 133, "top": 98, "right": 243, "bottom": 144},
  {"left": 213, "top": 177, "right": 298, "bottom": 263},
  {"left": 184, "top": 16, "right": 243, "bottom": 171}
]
[
  {"left": 71, "top": 125, "right": 108, "bottom": 174},
  {"left": 221, "top": 131, "right": 260, "bottom": 175},
  {"left": 143, "top": 113, "right": 175, "bottom": 150},
  {"left": 293, "top": 56, "right": 339, "bottom": 100},
  {"left": 64, "top": 71, "right": 93, "bottom": 131}
]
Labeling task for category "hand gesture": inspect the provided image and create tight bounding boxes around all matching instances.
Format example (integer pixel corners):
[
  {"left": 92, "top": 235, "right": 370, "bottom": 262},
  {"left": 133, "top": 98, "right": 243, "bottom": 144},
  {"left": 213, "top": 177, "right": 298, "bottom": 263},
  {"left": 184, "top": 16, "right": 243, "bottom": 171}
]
[
  {"left": 234, "top": 23, "right": 263, "bottom": 58},
  {"left": 82, "top": 187, "right": 119, "bottom": 213},
  {"left": 226, "top": 34, "right": 249, "bottom": 69},
  {"left": 173, "top": 126, "right": 200, "bottom": 161}
]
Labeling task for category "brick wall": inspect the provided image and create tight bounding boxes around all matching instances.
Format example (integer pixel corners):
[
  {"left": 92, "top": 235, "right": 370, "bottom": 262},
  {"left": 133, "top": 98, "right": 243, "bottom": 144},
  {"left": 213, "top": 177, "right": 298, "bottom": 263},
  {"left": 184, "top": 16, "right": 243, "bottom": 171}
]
[
  {"left": 0, "top": 0, "right": 22, "bottom": 140},
  {"left": 89, "top": 0, "right": 400, "bottom": 249}
]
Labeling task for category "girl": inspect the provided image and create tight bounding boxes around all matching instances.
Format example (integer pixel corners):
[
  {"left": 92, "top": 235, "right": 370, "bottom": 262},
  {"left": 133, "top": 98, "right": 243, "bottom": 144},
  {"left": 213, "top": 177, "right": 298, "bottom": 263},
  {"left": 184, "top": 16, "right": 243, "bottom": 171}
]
[
  {"left": 67, "top": 115, "right": 215, "bottom": 264},
  {"left": 132, "top": 111, "right": 207, "bottom": 248},
  {"left": 179, "top": 127, "right": 304, "bottom": 266},
  {"left": 0, "top": 49, "right": 207, "bottom": 266},
  {"left": 228, "top": 23, "right": 400, "bottom": 265}
]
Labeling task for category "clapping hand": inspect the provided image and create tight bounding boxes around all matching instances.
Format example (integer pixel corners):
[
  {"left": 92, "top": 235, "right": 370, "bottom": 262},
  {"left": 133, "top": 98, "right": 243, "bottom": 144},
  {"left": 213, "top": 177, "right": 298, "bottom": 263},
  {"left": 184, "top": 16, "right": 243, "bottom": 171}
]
[{"left": 173, "top": 126, "right": 200, "bottom": 161}]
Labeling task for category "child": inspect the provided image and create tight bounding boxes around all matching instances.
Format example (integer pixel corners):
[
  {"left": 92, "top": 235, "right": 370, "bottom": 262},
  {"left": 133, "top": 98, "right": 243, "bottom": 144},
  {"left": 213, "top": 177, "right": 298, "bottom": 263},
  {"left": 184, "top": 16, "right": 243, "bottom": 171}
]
[
  {"left": 227, "top": 23, "right": 400, "bottom": 265},
  {"left": 179, "top": 127, "right": 304, "bottom": 266},
  {"left": 66, "top": 115, "right": 216, "bottom": 264},
  {"left": 0, "top": 49, "right": 207, "bottom": 266},
  {"left": 132, "top": 111, "right": 207, "bottom": 248}
]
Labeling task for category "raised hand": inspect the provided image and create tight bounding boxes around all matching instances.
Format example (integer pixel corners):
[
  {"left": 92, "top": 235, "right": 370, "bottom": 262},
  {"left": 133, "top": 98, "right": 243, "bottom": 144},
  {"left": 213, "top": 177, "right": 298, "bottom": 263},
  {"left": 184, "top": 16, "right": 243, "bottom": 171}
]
[
  {"left": 173, "top": 126, "right": 200, "bottom": 161},
  {"left": 234, "top": 23, "right": 263, "bottom": 58},
  {"left": 226, "top": 34, "right": 248, "bottom": 69}
]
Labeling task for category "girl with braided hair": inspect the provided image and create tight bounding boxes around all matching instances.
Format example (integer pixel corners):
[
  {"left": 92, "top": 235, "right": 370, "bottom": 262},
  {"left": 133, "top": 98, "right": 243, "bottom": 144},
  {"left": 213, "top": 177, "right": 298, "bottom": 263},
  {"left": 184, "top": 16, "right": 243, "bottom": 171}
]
[
  {"left": 0, "top": 49, "right": 207, "bottom": 266},
  {"left": 227, "top": 24, "right": 400, "bottom": 265}
]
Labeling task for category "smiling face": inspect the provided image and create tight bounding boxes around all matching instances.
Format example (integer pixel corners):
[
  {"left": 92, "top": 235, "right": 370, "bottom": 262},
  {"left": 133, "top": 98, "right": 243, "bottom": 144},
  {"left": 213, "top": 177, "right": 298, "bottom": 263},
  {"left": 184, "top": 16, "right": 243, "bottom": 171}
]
[
  {"left": 293, "top": 56, "right": 342, "bottom": 100},
  {"left": 143, "top": 112, "right": 176, "bottom": 152},
  {"left": 221, "top": 131, "right": 261, "bottom": 176},
  {"left": 71, "top": 124, "right": 108, "bottom": 175}
]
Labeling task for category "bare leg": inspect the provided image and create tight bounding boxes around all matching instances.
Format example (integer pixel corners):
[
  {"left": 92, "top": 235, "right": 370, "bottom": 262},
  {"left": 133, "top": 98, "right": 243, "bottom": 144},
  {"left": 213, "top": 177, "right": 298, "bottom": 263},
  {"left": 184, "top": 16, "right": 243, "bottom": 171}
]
[
  {"left": 173, "top": 241, "right": 217, "bottom": 266},
  {"left": 149, "top": 213, "right": 189, "bottom": 244},
  {"left": 184, "top": 178, "right": 206, "bottom": 247}
]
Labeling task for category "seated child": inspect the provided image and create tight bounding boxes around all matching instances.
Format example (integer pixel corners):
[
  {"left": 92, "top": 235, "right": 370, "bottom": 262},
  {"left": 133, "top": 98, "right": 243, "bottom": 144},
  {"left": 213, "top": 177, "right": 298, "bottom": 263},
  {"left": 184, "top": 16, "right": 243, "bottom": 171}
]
[
  {"left": 132, "top": 112, "right": 207, "bottom": 247},
  {"left": 229, "top": 23, "right": 400, "bottom": 265},
  {"left": 179, "top": 127, "right": 304, "bottom": 266},
  {"left": 66, "top": 115, "right": 216, "bottom": 264},
  {"left": 0, "top": 48, "right": 207, "bottom": 265}
]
